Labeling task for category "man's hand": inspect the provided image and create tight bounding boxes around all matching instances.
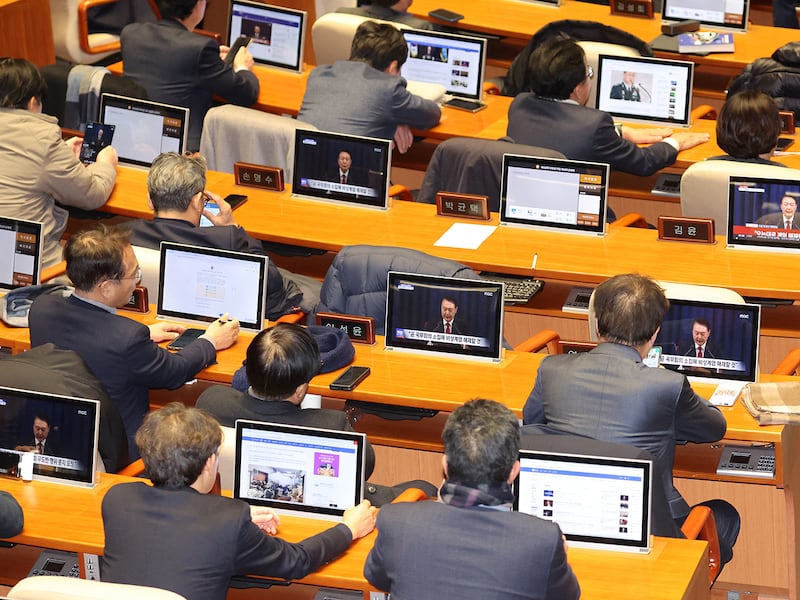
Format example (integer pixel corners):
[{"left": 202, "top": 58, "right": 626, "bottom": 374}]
[
  {"left": 233, "top": 46, "right": 255, "bottom": 71},
  {"left": 202, "top": 191, "right": 236, "bottom": 226},
  {"left": 622, "top": 126, "right": 673, "bottom": 144},
  {"left": 669, "top": 131, "right": 710, "bottom": 151},
  {"left": 203, "top": 313, "right": 239, "bottom": 350},
  {"left": 393, "top": 124, "right": 414, "bottom": 154},
  {"left": 250, "top": 506, "right": 280, "bottom": 534},
  {"left": 65, "top": 137, "right": 83, "bottom": 159},
  {"left": 96, "top": 146, "right": 119, "bottom": 167},
  {"left": 149, "top": 322, "right": 186, "bottom": 343},
  {"left": 341, "top": 499, "right": 377, "bottom": 540}
]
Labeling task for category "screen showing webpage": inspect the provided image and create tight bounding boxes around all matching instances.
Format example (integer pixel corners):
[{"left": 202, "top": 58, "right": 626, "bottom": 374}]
[
  {"left": 229, "top": 1, "right": 304, "bottom": 71},
  {"left": 401, "top": 30, "right": 484, "bottom": 99},
  {"left": 101, "top": 100, "right": 185, "bottom": 166}
]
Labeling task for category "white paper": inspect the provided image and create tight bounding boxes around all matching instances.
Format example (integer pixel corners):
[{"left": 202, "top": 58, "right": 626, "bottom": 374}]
[
  {"left": 434, "top": 223, "right": 496, "bottom": 250},
  {"left": 709, "top": 382, "right": 745, "bottom": 407}
]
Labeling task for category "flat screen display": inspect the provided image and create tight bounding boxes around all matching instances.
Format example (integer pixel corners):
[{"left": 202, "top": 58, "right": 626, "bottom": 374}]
[
  {"left": 0, "top": 216, "right": 42, "bottom": 291},
  {"left": 227, "top": 0, "right": 306, "bottom": 72},
  {"left": 661, "top": 0, "right": 749, "bottom": 31},
  {"left": 727, "top": 176, "right": 800, "bottom": 251}
]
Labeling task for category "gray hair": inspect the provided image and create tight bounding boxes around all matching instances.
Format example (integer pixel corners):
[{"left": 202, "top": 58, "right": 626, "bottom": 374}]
[{"left": 147, "top": 152, "right": 207, "bottom": 212}]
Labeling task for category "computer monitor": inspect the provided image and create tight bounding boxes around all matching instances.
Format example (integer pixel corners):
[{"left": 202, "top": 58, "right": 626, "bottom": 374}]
[
  {"left": 98, "top": 94, "right": 190, "bottom": 169},
  {"left": 595, "top": 54, "right": 694, "bottom": 128},
  {"left": 233, "top": 420, "right": 367, "bottom": 520},
  {"left": 291, "top": 129, "right": 391, "bottom": 210},
  {"left": 400, "top": 29, "right": 487, "bottom": 104},
  {"left": 156, "top": 242, "right": 269, "bottom": 331},
  {"left": 227, "top": 0, "right": 306, "bottom": 73},
  {"left": 654, "top": 298, "right": 761, "bottom": 384},
  {"left": 384, "top": 271, "right": 505, "bottom": 363},
  {"left": 661, "top": 0, "right": 749, "bottom": 31},
  {"left": 0, "top": 216, "right": 42, "bottom": 292},
  {"left": 727, "top": 176, "right": 800, "bottom": 252},
  {"left": 499, "top": 154, "right": 609, "bottom": 236},
  {"left": 0, "top": 386, "right": 100, "bottom": 487}
]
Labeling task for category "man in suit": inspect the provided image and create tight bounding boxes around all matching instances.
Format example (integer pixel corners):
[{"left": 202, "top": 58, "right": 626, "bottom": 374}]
[
  {"left": 15, "top": 414, "right": 59, "bottom": 456},
  {"left": 337, "top": 0, "right": 437, "bottom": 31},
  {"left": 120, "top": 0, "right": 259, "bottom": 151},
  {"left": 430, "top": 295, "right": 465, "bottom": 335},
  {"left": 28, "top": 224, "right": 239, "bottom": 460},
  {"left": 364, "top": 398, "right": 580, "bottom": 600},
  {"left": 326, "top": 150, "right": 368, "bottom": 188},
  {"left": 101, "top": 402, "right": 377, "bottom": 600},
  {"left": 125, "top": 152, "right": 314, "bottom": 318},
  {"left": 506, "top": 37, "right": 708, "bottom": 176},
  {"left": 757, "top": 194, "right": 800, "bottom": 229},
  {"left": 609, "top": 71, "right": 641, "bottom": 101},
  {"left": 523, "top": 273, "right": 740, "bottom": 567},
  {"left": 682, "top": 318, "right": 720, "bottom": 359},
  {"left": 298, "top": 21, "right": 440, "bottom": 152}
]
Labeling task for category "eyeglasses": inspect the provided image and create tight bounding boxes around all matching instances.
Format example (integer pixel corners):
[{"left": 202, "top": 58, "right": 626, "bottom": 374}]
[
  {"left": 118, "top": 266, "right": 142, "bottom": 285},
  {"left": 586, "top": 65, "right": 594, "bottom": 80}
]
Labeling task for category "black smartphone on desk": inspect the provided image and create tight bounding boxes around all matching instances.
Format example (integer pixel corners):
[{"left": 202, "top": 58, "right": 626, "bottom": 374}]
[
  {"left": 330, "top": 366, "right": 371, "bottom": 391},
  {"left": 167, "top": 328, "right": 204, "bottom": 350},
  {"left": 777, "top": 137, "right": 795, "bottom": 151},
  {"left": 428, "top": 8, "right": 464, "bottom": 21}
]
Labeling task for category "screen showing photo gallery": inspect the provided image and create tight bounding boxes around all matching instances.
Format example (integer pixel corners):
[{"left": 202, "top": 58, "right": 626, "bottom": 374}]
[
  {"left": 401, "top": 31, "right": 482, "bottom": 98},
  {"left": 237, "top": 426, "right": 360, "bottom": 509},
  {"left": 229, "top": 2, "right": 303, "bottom": 70}
]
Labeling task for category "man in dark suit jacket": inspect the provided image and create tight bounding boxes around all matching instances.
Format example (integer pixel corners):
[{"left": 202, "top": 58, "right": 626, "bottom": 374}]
[
  {"left": 506, "top": 37, "right": 708, "bottom": 176},
  {"left": 120, "top": 0, "right": 259, "bottom": 150},
  {"left": 609, "top": 71, "right": 641, "bottom": 101},
  {"left": 125, "top": 152, "right": 313, "bottom": 318},
  {"left": 757, "top": 194, "right": 800, "bottom": 229},
  {"left": 29, "top": 224, "right": 239, "bottom": 459},
  {"left": 16, "top": 414, "right": 59, "bottom": 456},
  {"left": 364, "top": 399, "right": 580, "bottom": 600},
  {"left": 325, "top": 150, "right": 369, "bottom": 188},
  {"left": 101, "top": 402, "right": 377, "bottom": 600},
  {"left": 523, "top": 273, "right": 740, "bottom": 567}
]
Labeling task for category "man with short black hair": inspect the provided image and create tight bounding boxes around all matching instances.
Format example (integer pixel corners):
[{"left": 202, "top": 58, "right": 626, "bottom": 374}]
[{"left": 364, "top": 398, "right": 580, "bottom": 599}]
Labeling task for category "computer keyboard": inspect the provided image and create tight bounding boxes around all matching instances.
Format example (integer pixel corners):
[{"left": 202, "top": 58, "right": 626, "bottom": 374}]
[{"left": 479, "top": 272, "right": 545, "bottom": 304}]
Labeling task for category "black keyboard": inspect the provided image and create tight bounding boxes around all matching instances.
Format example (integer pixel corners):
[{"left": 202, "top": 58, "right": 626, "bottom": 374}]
[{"left": 479, "top": 272, "right": 545, "bottom": 304}]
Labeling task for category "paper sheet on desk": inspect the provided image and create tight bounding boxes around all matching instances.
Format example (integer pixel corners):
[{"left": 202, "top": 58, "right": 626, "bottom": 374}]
[
  {"left": 708, "top": 382, "right": 745, "bottom": 407},
  {"left": 434, "top": 223, "right": 497, "bottom": 250}
]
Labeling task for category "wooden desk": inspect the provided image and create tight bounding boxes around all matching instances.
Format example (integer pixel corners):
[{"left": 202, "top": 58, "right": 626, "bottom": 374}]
[{"left": 0, "top": 473, "right": 710, "bottom": 600}]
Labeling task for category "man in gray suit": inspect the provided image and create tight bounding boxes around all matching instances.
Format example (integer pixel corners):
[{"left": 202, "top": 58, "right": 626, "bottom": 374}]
[
  {"left": 523, "top": 273, "right": 740, "bottom": 567},
  {"left": 364, "top": 398, "right": 580, "bottom": 600}
]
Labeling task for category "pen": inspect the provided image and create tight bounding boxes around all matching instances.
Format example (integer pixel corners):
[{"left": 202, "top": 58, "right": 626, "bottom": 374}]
[{"left": 531, "top": 253, "right": 538, "bottom": 270}]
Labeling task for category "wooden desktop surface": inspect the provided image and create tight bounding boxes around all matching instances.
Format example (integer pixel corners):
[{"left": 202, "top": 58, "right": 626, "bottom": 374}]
[{"left": 0, "top": 473, "right": 710, "bottom": 600}]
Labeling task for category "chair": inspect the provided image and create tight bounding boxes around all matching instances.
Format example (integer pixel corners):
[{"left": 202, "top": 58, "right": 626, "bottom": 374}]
[
  {"left": 680, "top": 160, "right": 799, "bottom": 233},
  {"left": 772, "top": 348, "right": 800, "bottom": 375},
  {"left": 311, "top": 12, "right": 405, "bottom": 66},
  {"left": 199, "top": 105, "right": 318, "bottom": 182},
  {"left": 50, "top": 0, "right": 122, "bottom": 65},
  {"left": 417, "top": 137, "right": 566, "bottom": 212},
  {"left": 7, "top": 575, "right": 187, "bottom": 599}
]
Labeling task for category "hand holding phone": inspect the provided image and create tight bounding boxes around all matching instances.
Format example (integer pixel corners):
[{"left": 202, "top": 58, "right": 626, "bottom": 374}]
[
  {"left": 225, "top": 36, "right": 252, "bottom": 67},
  {"left": 166, "top": 328, "right": 204, "bottom": 350},
  {"left": 79, "top": 122, "right": 115, "bottom": 164}
]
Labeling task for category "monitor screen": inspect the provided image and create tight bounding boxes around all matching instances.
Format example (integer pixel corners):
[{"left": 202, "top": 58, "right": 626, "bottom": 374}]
[
  {"left": 291, "top": 129, "right": 391, "bottom": 209},
  {"left": 400, "top": 29, "right": 487, "bottom": 101},
  {"left": 385, "top": 272, "right": 505, "bottom": 362},
  {"left": 500, "top": 154, "right": 609, "bottom": 236},
  {"left": 727, "top": 176, "right": 800, "bottom": 251},
  {"left": 0, "top": 216, "right": 42, "bottom": 292},
  {"left": 157, "top": 242, "right": 268, "bottom": 331},
  {"left": 0, "top": 386, "right": 99, "bottom": 487},
  {"left": 654, "top": 298, "right": 761, "bottom": 383},
  {"left": 514, "top": 450, "right": 652, "bottom": 553},
  {"left": 661, "top": 0, "right": 749, "bottom": 31},
  {"left": 595, "top": 54, "right": 694, "bottom": 128},
  {"left": 227, "top": 0, "right": 306, "bottom": 73},
  {"left": 98, "top": 94, "right": 189, "bottom": 168},
  {"left": 233, "top": 420, "right": 366, "bottom": 519}
]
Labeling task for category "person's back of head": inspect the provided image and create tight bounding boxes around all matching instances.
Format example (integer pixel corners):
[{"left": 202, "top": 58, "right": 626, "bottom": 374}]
[
  {"left": 369, "top": 0, "right": 404, "bottom": 7},
  {"left": 156, "top": 0, "right": 197, "bottom": 20},
  {"left": 349, "top": 20, "right": 408, "bottom": 72},
  {"left": 245, "top": 323, "right": 321, "bottom": 400},
  {"left": 716, "top": 90, "right": 781, "bottom": 159},
  {"left": 147, "top": 152, "right": 207, "bottom": 213},
  {"left": 65, "top": 224, "right": 131, "bottom": 292},
  {"left": 593, "top": 273, "right": 669, "bottom": 347},
  {"left": 442, "top": 398, "right": 520, "bottom": 484},
  {"left": 0, "top": 57, "right": 46, "bottom": 109},
  {"left": 527, "top": 36, "right": 586, "bottom": 100},
  {"left": 136, "top": 402, "right": 222, "bottom": 489}
]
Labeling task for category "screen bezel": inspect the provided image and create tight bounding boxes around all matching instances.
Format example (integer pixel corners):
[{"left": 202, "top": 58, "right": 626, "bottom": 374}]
[
  {"left": 0, "top": 216, "right": 42, "bottom": 292},
  {"left": 384, "top": 271, "right": 505, "bottom": 363},
  {"left": 661, "top": 0, "right": 750, "bottom": 32},
  {"left": 499, "top": 153, "right": 609, "bottom": 236},
  {"left": 227, "top": 0, "right": 307, "bottom": 73},
  {"left": 98, "top": 93, "right": 189, "bottom": 168},
  {"left": 291, "top": 129, "right": 392, "bottom": 210},
  {"left": 156, "top": 242, "right": 268, "bottom": 331},
  {"left": 233, "top": 419, "right": 366, "bottom": 518},
  {"left": 400, "top": 28, "right": 487, "bottom": 102},
  {"left": 0, "top": 386, "right": 100, "bottom": 488},
  {"left": 727, "top": 175, "right": 800, "bottom": 252},
  {"left": 595, "top": 54, "right": 694, "bottom": 128}
]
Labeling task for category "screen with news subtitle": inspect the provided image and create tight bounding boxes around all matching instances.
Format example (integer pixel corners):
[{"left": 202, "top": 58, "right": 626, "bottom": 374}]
[
  {"left": 384, "top": 272, "right": 504, "bottom": 362},
  {"left": 727, "top": 176, "right": 800, "bottom": 251}
]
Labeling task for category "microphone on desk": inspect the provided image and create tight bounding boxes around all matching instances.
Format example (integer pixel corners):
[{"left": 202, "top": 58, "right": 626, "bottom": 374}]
[{"left": 637, "top": 84, "right": 652, "bottom": 102}]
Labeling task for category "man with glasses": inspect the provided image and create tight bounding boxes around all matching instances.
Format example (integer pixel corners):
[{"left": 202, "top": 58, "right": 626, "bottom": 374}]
[
  {"left": 506, "top": 37, "right": 709, "bottom": 176},
  {"left": 29, "top": 224, "right": 239, "bottom": 459}
]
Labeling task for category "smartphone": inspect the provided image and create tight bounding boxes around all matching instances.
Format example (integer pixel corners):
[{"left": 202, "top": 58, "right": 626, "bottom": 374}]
[
  {"left": 443, "top": 98, "right": 487, "bottom": 113},
  {"left": 643, "top": 345, "right": 662, "bottom": 368},
  {"left": 329, "top": 366, "right": 371, "bottom": 391},
  {"left": 200, "top": 194, "right": 248, "bottom": 227},
  {"left": 79, "top": 122, "right": 115, "bottom": 164},
  {"left": 224, "top": 193, "right": 248, "bottom": 210},
  {"left": 166, "top": 328, "right": 204, "bottom": 350},
  {"left": 428, "top": 8, "right": 464, "bottom": 22},
  {"left": 777, "top": 137, "right": 794, "bottom": 152},
  {"left": 225, "top": 35, "right": 252, "bottom": 66}
]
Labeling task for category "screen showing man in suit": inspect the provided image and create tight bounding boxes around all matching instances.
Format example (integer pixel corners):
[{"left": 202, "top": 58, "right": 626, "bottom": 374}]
[
  {"left": 328, "top": 151, "right": 366, "bottom": 188},
  {"left": 15, "top": 415, "right": 57, "bottom": 455},
  {"left": 757, "top": 194, "right": 800, "bottom": 229},
  {"left": 610, "top": 71, "right": 641, "bottom": 102}
]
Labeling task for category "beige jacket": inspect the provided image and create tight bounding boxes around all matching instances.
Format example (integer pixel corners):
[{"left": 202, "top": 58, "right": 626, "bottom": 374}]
[{"left": 0, "top": 109, "right": 117, "bottom": 267}]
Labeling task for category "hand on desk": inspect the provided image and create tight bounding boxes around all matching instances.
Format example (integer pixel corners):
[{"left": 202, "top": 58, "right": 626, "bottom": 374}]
[
  {"left": 622, "top": 126, "right": 673, "bottom": 144},
  {"left": 393, "top": 124, "right": 414, "bottom": 154},
  {"left": 149, "top": 321, "right": 186, "bottom": 343},
  {"left": 250, "top": 506, "right": 281, "bottom": 535},
  {"left": 669, "top": 131, "right": 711, "bottom": 151},
  {"left": 342, "top": 499, "right": 378, "bottom": 540}
]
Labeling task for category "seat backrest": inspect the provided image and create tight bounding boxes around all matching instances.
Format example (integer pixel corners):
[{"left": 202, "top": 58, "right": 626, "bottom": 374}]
[
  {"left": 417, "top": 137, "right": 566, "bottom": 212},
  {"left": 49, "top": 0, "right": 120, "bottom": 64},
  {"left": 311, "top": 12, "right": 403, "bottom": 65},
  {"left": 8, "top": 576, "right": 187, "bottom": 599},
  {"left": 199, "top": 105, "right": 317, "bottom": 180},
  {"left": 133, "top": 245, "right": 161, "bottom": 302},
  {"left": 218, "top": 425, "right": 236, "bottom": 492},
  {"left": 680, "top": 160, "right": 798, "bottom": 232},
  {"left": 578, "top": 41, "right": 642, "bottom": 109}
]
